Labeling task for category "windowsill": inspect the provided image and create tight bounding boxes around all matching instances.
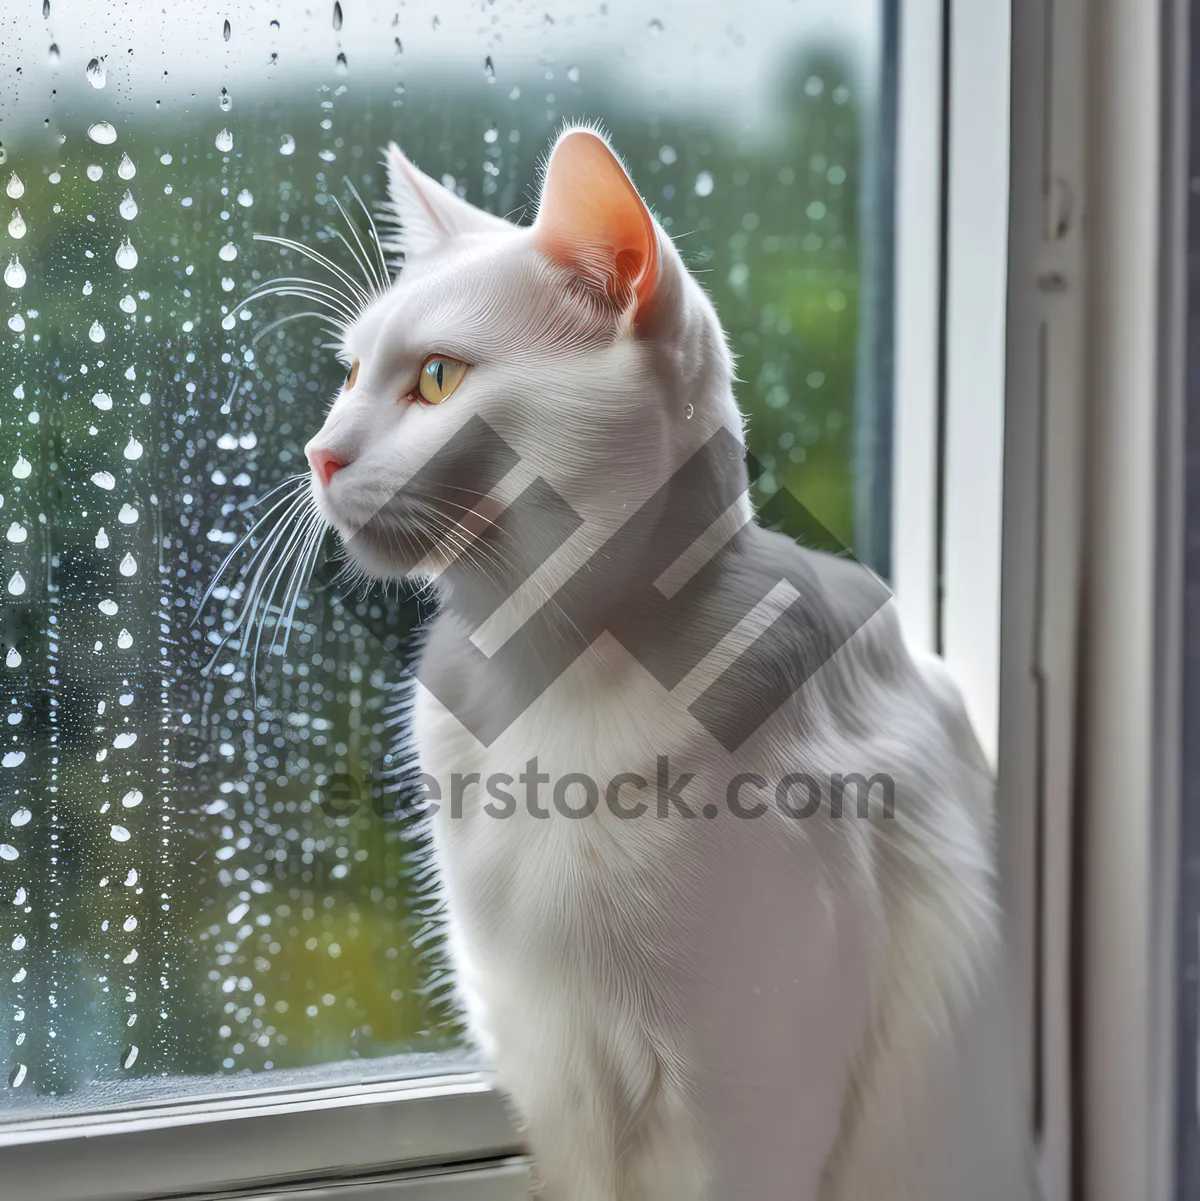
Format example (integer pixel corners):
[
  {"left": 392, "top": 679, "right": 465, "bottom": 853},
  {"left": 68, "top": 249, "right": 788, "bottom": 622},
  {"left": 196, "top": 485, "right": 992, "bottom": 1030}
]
[
  {"left": 0, "top": 1049, "right": 486, "bottom": 1124},
  {"left": 0, "top": 1056, "right": 524, "bottom": 1201}
]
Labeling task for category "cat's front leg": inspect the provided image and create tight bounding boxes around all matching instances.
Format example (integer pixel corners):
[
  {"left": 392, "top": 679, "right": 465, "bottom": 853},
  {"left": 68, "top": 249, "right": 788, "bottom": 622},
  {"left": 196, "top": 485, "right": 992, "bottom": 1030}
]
[{"left": 511, "top": 1093, "right": 623, "bottom": 1201}]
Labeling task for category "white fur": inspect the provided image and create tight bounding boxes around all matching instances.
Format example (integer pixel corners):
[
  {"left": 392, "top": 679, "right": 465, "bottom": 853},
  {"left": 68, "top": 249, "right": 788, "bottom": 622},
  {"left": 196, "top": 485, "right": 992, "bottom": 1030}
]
[{"left": 303, "top": 129, "right": 1036, "bottom": 1200}]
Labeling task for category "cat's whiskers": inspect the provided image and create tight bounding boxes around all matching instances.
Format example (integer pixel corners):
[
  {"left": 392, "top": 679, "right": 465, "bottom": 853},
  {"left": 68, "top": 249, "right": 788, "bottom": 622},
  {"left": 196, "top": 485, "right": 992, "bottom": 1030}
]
[
  {"left": 405, "top": 499, "right": 588, "bottom": 653},
  {"left": 340, "top": 176, "right": 392, "bottom": 285},
  {"left": 195, "top": 477, "right": 309, "bottom": 620},
  {"left": 201, "top": 487, "right": 319, "bottom": 671},
  {"left": 408, "top": 487, "right": 593, "bottom": 646},
  {"left": 253, "top": 233, "right": 374, "bottom": 308},
  {"left": 252, "top": 311, "right": 344, "bottom": 346},
  {"left": 241, "top": 499, "right": 325, "bottom": 668},
  {"left": 278, "top": 516, "right": 328, "bottom": 657},
  {"left": 237, "top": 279, "right": 360, "bottom": 326},
  {"left": 219, "top": 492, "right": 313, "bottom": 642},
  {"left": 249, "top": 506, "right": 325, "bottom": 673},
  {"left": 330, "top": 193, "right": 390, "bottom": 297},
  {"left": 203, "top": 189, "right": 397, "bottom": 675}
]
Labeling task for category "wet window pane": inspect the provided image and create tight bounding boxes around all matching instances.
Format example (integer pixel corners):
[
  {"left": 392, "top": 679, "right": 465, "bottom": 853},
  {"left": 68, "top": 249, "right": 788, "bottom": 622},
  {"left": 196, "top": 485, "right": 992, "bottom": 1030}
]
[{"left": 0, "top": 0, "right": 893, "bottom": 1110}]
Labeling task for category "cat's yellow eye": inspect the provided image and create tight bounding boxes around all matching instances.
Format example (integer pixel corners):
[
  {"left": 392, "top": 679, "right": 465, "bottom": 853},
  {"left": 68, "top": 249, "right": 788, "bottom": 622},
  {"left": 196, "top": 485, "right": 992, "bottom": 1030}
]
[
  {"left": 344, "top": 358, "right": 360, "bottom": 391},
  {"left": 417, "top": 355, "right": 469, "bottom": 405}
]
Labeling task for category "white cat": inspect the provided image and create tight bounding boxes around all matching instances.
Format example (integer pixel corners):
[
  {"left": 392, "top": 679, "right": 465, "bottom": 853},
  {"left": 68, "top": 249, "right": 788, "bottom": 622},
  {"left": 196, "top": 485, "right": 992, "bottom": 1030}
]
[{"left": 301, "top": 127, "right": 1035, "bottom": 1201}]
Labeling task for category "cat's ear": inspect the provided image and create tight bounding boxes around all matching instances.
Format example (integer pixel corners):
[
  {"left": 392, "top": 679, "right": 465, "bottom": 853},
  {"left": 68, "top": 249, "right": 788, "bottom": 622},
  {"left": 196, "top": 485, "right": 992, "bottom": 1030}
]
[
  {"left": 533, "top": 128, "right": 661, "bottom": 317},
  {"left": 383, "top": 142, "right": 512, "bottom": 261}
]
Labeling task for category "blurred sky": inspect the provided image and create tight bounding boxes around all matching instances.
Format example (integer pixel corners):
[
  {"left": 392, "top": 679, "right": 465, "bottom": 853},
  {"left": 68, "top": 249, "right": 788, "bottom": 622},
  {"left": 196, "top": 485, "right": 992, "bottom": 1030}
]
[{"left": 0, "top": 0, "right": 881, "bottom": 152}]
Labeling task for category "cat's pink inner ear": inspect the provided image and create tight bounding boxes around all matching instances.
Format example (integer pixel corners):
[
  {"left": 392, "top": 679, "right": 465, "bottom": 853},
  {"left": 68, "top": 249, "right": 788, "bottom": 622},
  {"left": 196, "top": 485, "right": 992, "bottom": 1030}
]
[{"left": 534, "top": 130, "right": 660, "bottom": 314}]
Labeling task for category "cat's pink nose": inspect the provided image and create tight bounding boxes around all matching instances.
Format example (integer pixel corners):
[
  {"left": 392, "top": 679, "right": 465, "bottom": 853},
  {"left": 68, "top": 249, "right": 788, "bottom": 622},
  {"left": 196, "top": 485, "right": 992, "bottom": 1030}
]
[{"left": 308, "top": 447, "right": 350, "bottom": 489}]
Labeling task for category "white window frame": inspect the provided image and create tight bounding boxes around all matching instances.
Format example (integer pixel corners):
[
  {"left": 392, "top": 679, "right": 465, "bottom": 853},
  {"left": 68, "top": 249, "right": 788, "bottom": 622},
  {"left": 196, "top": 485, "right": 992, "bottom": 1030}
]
[
  {"left": 896, "top": 2, "right": 1186, "bottom": 1201},
  {"left": 0, "top": 1070, "right": 528, "bottom": 1201}
]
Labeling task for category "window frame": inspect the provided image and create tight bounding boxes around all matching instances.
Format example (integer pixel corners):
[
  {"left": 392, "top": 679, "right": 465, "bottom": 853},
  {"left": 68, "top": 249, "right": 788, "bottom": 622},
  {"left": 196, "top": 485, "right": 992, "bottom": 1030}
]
[{"left": 0, "top": 1070, "right": 527, "bottom": 1201}]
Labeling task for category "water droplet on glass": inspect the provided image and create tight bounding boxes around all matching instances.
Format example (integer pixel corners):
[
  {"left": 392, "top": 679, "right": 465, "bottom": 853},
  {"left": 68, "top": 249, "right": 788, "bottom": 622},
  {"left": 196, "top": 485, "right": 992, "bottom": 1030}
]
[
  {"left": 7, "top": 523, "right": 26, "bottom": 543},
  {"left": 10, "top": 809, "right": 30, "bottom": 828},
  {"left": 215, "top": 128, "right": 233, "bottom": 153},
  {"left": 4, "top": 649, "right": 20, "bottom": 668},
  {"left": 270, "top": 18, "right": 280, "bottom": 29},
  {"left": 110, "top": 824, "right": 131, "bottom": 842},
  {"left": 88, "top": 320, "right": 105, "bottom": 343},
  {"left": 115, "top": 238, "right": 137, "bottom": 269},
  {"left": 236, "top": 188, "right": 253, "bottom": 207},
  {"left": 694, "top": 171, "right": 714, "bottom": 197},
  {"left": 648, "top": 17, "right": 664, "bottom": 32},
  {"left": 12, "top": 455, "right": 30, "bottom": 479},
  {"left": 279, "top": 134, "right": 296, "bottom": 156},
  {"left": 119, "top": 552, "right": 137, "bottom": 577},
  {"left": 123, "top": 437, "right": 143, "bottom": 461},
  {"left": 124, "top": 869, "right": 137, "bottom": 885},
  {"left": 223, "top": 19, "right": 231, "bottom": 41},
  {"left": 484, "top": 124, "right": 498, "bottom": 144},
  {"left": 8, "top": 210, "right": 26, "bottom": 239},
  {"left": 87, "top": 164, "right": 103, "bottom": 181},
  {"left": 218, "top": 242, "right": 238, "bottom": 262},
  {"left": 88, "top": 121, "right": 117, "bottom": 145},
  {"left": 7, "top": 572, "right": 25, "bottom": 597},
  {"left": 86, "top": 57, "right": 107, "bottom": 89},
  {"left": 9, "top": 1065, "right": 26, "bottom": 1089},
  {"left": 335, "top": 51, "right": 348, "bottom": 73},
  {"left": 119, "top": 294, "right": 136, "bottom": 314},
  {"left": 8, "top": 314, "right": 26, "bottom": 333},
  {"left": 91, "top": 391, "right": 113, "bottom": 410},
  {"left": 117, "top": 629, "right": 133, "bottom": 649},
  {"left": 484, "top": 55, "right": 495, "bottom": 82},
  {"left": 122, "top": 1045, "right": 138, "bottom": 1069},
  {"left": 119, "top": 191, "right": 137, "bottom": 220},
  {"left": 685, "top": 403, "right": 694, "bottom": 419},
  {"left": 118, "top": 503, "right": 138, "bottom": 523},
  {"left": 122, "top": 789, "right": 143, "bottom": 808},
  {"left": 4, "top": 257, "right": 25, "bottom": 289},
  {"left": 219, "top": 86, "right": 232, "bottom": 112},
  {"left": 567, "top": 65, "right": 581, "bottom": 82},
  {"left": 99, "top": 598, "right": 118, "bottom": 615},
  {"left": 95, "top": 526, "right": 109, "bottom": 548},
  {"left": 91, "top": 471, "right": 115, "bottom": 490},
  {"left": 333, "top": 1, "right": 343, "bottom": 29},
  {"left": 0, "top": 839, "right": 20, "bottom": 855},
  {"left": 117, "top": 152, "right": 136, "bottom": 180},
  {"left": 6, "top": 174, "right": 23, "bottom": 200},
  {"left": 42, "top": 0, "right": 49, "bottom": 17}
]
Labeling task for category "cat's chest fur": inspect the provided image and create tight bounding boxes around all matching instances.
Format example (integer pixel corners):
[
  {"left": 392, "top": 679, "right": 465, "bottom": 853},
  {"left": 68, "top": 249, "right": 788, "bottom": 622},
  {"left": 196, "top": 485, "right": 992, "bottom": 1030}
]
[{"left": 410, "top": 619, "right": 891, "bottom": 1196}]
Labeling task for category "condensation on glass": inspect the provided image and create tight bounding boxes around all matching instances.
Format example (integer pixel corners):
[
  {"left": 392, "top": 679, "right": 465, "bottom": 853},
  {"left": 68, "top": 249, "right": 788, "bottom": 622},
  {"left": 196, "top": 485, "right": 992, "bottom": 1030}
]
[{"left": 0, "top": 0, "right": 890, "bottom": 1109}]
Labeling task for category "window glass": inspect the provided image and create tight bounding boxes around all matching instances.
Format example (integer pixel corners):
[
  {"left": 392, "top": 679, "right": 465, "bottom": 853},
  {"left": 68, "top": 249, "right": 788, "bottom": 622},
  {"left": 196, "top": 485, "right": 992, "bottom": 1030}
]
[{"left": 0, "top": 0, "right": 891, "bottom": 1111}]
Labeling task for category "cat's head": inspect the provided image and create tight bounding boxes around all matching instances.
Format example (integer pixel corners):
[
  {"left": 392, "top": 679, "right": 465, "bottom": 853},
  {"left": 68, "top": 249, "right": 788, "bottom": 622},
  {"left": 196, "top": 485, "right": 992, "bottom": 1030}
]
[{"left": 303, "top": 126, "right": 745, "bottom": 601}]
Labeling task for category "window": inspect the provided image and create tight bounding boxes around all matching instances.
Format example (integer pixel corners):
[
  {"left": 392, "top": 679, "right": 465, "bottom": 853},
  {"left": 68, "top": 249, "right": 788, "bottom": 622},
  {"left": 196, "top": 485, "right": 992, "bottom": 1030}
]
[{"left": 0, "top": 0, "right": 906, "bottom": 1194}]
